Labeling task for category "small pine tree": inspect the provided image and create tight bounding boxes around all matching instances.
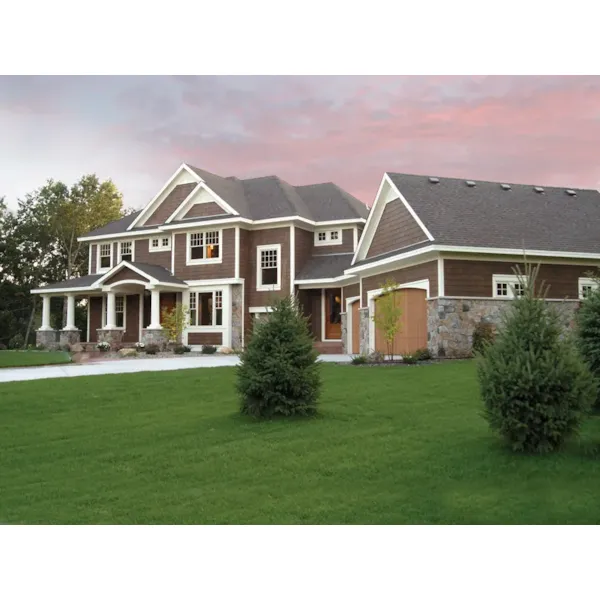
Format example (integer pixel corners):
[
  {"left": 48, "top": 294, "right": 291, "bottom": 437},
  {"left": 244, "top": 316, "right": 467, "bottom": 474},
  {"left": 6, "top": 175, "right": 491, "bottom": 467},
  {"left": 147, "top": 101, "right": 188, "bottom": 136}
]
[
  {"left": 236, "top": 295, "right": 322, "bottom": 418},
  {"left": 477, "top": 262, "right": 597, "bottom": 454},
  {"left": 575, "top": 276, "right": 600, "bottom": 409}
]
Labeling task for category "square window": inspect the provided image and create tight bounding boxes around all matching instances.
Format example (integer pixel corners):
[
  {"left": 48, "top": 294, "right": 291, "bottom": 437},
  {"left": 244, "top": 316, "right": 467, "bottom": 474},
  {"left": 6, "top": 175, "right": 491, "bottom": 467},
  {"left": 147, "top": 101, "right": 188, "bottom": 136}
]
[
  {"left": 318, "top": 232, "right": 327, "bottom": 241},
  {"left": 496, "top": 282, "right": 508, "bottom": 296},
  {"left": 162, "top": 237, "right": 170, "bottom": 247},
  {"left": 330, "top": 231, "right": 339, "bottom": 241},
  {"left": 152, "top": 239, "right": 159, "bottom": 248}
]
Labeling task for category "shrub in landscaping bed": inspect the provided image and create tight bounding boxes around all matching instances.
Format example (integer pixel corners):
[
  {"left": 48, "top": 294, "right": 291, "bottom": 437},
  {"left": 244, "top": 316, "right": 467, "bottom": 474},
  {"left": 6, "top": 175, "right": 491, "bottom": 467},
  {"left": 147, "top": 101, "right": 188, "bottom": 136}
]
[
  {"left": 201, "top": 345, "right": 217, "bottom": 354},
  {"left": 402, "top": 353, "right": 418, "bottom": 365},
  {"left": 472, "top": 321, "right": 496, "bottom": 355},
  {"left": 237, "top": 295, "right": 321, "bottom": 418},
  {"left": 183, "top": 345, "right": 192, "bottom": 353},
  {"left": 477, "top": 263, "right": 597, "bottom": 454},
  {"left": 96, "top": 341, "right": 110, "bottom": 353},
  {"left": 173, "top": 345, "right": 187, "bottom": 355},
  {"left": 144, "top": 343, "right": 159, "bottom": 355},
  {"left": 9, "top": 334, "right": 24, "bottom": 349},
  {"left": 134, "top": 342, "right": 145, "bottom": 352},
  {"left": 351, "top": 354, "right": 368, "bottom": 365},
  {"left": 413, "top": 348, "right": 432, "bottom": 361},
  {"left": 575, "top": 282, "right": 600, "bottom": 409}
]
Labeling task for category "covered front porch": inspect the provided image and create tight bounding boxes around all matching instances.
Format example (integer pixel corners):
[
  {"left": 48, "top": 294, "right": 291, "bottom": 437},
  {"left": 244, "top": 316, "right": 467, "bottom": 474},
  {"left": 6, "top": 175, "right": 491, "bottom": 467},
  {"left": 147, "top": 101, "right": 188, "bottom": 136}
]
[{"left": 32, "top": 262, "right": 188, "bottom": 350}]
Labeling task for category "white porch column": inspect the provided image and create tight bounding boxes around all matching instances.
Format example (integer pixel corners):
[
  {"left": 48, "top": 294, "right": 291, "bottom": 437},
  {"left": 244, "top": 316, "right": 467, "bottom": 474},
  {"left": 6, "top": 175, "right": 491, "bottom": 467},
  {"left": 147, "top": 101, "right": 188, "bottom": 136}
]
[
  {"left": 63, "top": 294, "right": 77, "bottom": 331},
  {"left": 40, "top": 295, "right": 52, "bottom": 330},
  {"left": 148, "top": 289, "right": 162, "bottom": 329},
  {"left": 105, "top": 291, "right": 116, "bottom": 329}
]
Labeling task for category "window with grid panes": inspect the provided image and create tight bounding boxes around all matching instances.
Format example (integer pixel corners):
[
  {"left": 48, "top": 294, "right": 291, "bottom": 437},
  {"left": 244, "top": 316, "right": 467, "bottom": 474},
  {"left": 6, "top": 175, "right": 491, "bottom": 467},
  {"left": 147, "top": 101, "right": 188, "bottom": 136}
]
[
  {"left": 260, "top": 248, "right": 278, "bottom": 286},
  {"left": 115, "top": 296, "right": 125, "bottom": 328},
  {"left": 119, "top": 241, "right": 132, "bottom": 262},
  {"left": 188, "top": 291, "right": 223, "bottom": 327},
  {"left": 99, "top": 243, "right": 111, "bottom": 269},
  {"left": 189, "top": 231, "right": 220, "bottom": 260}
]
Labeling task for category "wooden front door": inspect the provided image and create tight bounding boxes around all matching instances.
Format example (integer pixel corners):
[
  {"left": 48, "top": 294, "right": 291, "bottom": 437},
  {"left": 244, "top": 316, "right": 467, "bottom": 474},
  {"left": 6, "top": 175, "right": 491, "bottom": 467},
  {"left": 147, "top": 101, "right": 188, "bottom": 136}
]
[
  {"left": 324, "top": 288, "right": 342, "bottom": 340},
  {"left": 374, "top": 288, "right": 427, "bottom": 356},
  {"left": 351, "top": 300, "right": 360, "bottom": 354},
  {"left": 160, "top": 293, "right": 177, "bottom": 324}
]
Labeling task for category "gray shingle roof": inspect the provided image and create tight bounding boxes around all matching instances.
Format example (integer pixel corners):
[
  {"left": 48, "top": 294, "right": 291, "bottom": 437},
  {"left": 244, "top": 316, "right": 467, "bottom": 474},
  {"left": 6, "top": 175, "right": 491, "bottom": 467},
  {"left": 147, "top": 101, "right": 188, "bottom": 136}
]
[
  {"left": 296, "top": 253, "right": 354, "bottom": 280},
  {"left": 84, "top": 167, "right": 367, "bottom": 238},
  {"left": 35, "top": 274, "right": 102, "bottom": 290},
  {"left": 388, "top": 173, "right": 600, "bottom": 254}
]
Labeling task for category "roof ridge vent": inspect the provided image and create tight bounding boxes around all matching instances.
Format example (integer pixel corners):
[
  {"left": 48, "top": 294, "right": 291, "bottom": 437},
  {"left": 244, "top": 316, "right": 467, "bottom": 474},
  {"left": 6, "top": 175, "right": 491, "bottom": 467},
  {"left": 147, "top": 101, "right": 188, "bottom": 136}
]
[
  {"left": 428, "top": 177, "right": 440, "bottom": 184},
  {"left": 534, "top": 186, "right": 544, "bottom": 193},
  {"left": 565, "top": 189, "right": 577, "bottom": 196},
  {"left": 465, "top": 180, "right": 476, "bottom": 187},
  {"left": 500, "top": 183, "right": 511, "bottom": 190}
]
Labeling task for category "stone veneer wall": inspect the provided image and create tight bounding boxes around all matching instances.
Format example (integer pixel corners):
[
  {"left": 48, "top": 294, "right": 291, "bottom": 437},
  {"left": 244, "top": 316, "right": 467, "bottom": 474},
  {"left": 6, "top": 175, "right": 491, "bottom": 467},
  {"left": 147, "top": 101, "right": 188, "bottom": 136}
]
[
  {"left": 60, "top": 330, "right": 81, "bottom": 348},
  {"left": 141, "top": 328, "right": 168, "bottom": 350},
  {"left": 97, "top": 329, "right": 125, "bottom": 348},
  {"left": 358, "top": 308, "right": 370, "bottom": 356},
  {"left": 231, "top": 284, "right": 243, "bottom": 351},
  {"left": 428, "top": 298, "right": 581, "bottom": 358},
  {"left": 36, "top": 330, "right": 60, "bottom": 350},
  {"left": 340, "top": 313, "right": 349, "bottom": 354}
]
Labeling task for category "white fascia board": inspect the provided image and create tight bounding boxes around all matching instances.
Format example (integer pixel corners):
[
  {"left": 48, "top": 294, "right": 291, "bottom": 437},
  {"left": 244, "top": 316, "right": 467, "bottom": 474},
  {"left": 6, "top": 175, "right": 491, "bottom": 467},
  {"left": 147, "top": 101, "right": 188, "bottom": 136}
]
[
  {"left": 31, "top": 286, "right": 99, "bottom": 295},
  {"left": 77, "top": 228, "right": 162, "bottom": 242}
]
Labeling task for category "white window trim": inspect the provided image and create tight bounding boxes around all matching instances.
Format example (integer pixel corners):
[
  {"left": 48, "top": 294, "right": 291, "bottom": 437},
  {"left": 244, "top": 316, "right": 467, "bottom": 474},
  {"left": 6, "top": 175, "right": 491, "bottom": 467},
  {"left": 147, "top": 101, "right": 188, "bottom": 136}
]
[
  {"left": 314, "top": 229, "right": 343, "bottom": 247},
  {"left": 118, "top": 240, "right": 135, "bottom": 263},
  {"left": 492, "top": 274, "right": 528, "bottom": 299},
  {"left": 187, "top": 289, "right": 224, "bottom": 328},
  {"left": 101, "top": 295, "right": 126, "bottom": 330},
  {"left": 186, "top": 230, "right": 223, "bottom": 265},
  {"left": 149, "top": 235, "right": 172, "bottom": 253},
  {"left": 96, "top": 242, "right": 114, "bottom": 274},
  {"left": 256, "top": 243, "right": 282, "bottom": 292},
  {"left": 579, "top": 277, "right": 599, "bottom": 299}
]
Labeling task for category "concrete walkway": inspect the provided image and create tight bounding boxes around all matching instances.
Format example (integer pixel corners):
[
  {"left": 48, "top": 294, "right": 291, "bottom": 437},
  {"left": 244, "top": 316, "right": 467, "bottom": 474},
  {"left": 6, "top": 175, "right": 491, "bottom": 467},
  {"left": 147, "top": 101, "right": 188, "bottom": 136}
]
[{"left": 0, "top": 354, "right": 351, "bottom": 384}]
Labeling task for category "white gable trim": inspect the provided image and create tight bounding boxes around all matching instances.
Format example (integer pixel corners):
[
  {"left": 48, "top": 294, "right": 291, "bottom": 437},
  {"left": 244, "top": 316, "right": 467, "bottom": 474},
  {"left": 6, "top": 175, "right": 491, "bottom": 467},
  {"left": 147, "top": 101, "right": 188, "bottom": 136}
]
[
  {"left": 94, "top": 261, "right": 156, "bottom": 287},
  {"left": 127, "top": 163, "right": 202, "bottom": 230},
  {"left": 165, "top": 182, "right": 236, "bottom": 223},
  {"left": 352, "top": 173, "right": 434, "bottom": 266}
]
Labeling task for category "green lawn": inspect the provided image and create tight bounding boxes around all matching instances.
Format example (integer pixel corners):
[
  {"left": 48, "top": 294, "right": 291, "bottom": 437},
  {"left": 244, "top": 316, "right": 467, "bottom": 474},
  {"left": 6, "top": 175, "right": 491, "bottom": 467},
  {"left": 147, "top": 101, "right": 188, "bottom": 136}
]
[
  {"left": 0, "top": 350, "right": 71, "bottom": 368},
  {"left": 1, "top": 361, "right": 600, "bottom": 524}
]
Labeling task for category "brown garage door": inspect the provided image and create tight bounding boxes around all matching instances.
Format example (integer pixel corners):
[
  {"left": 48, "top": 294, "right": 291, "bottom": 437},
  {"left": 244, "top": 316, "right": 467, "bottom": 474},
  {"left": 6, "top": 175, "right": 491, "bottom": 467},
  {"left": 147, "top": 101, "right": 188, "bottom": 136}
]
[{"left": 374, "top": 288, "right": 427, "bottom": 356}]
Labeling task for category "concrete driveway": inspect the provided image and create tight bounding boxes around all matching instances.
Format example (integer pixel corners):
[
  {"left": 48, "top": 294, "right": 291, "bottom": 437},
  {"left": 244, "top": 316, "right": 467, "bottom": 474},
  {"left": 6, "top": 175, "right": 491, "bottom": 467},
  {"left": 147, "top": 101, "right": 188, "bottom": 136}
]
[{"left": 0, "top": 354, "right": 351, "bottom": 384}]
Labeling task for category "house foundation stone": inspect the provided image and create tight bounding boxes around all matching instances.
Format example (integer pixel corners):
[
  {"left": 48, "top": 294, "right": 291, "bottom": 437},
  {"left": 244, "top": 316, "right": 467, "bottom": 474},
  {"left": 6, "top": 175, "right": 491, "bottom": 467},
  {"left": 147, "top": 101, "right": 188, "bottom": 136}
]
[
  {"left": 359, "top": 307, "right": 370, "bottom": 356},
  {"left": 97, "top": 329, "right": 125, "bottom": 349},
  {"left": 427, "top": 298, "right": 580, "bottom": 358},
  {"left": 36, "top": 329, "right": 60, "bottom": 350},
  {"left": 341, "top": 312, "right": 349, "bottom": 354},
  {"left": 231, "top": 284, "right": 243, "bottom": 351},
  {"left": 141, "top": 328, "right": 168, "bottom": 350},
  {"left": 59, "top": 329, "right": 81, "bottom": 349}
]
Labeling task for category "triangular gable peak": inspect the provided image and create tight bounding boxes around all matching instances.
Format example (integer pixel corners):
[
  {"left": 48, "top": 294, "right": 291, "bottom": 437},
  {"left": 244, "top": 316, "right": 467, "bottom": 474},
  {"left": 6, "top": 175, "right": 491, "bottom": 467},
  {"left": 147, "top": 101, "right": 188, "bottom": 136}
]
[
  {"left": 95, "top": 261, "right": 156, "bottom": 287},
  {"left": 128, "top": 163, "right": 201, "bottom": 230},
  {"left": 351, "top": 173, "right": 434, "bottom": 265},
  {"left": 165, "top": 165, "right": 240, "bottom": 223}
]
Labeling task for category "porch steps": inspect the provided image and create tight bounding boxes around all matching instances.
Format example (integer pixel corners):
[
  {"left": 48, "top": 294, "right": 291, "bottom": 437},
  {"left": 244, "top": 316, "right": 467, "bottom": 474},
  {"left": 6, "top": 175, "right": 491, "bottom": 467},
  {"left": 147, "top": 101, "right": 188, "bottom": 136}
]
[{"left": 314, "top": 341, "right": 343, "bottom": 355}]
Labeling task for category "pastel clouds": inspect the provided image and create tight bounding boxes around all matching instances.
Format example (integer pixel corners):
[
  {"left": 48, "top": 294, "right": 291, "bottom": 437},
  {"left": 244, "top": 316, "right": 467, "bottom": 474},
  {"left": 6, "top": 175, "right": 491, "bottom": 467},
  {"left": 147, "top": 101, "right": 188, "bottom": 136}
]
[{"left": 1, "top": 75, "right": 599, "bottom": 210}]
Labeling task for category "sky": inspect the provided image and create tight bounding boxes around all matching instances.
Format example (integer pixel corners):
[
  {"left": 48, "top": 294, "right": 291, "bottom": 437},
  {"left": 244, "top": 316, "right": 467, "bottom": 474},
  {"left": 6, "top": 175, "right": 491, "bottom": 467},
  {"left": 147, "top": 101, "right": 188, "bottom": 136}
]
[{"left": 1, "top": 75, "right": 600, "bottom": 211}]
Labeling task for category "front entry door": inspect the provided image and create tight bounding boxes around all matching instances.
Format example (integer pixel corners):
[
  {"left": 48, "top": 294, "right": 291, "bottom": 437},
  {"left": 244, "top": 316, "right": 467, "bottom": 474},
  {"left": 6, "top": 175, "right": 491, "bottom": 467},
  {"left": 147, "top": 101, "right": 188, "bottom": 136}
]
[{"left": 324, "top": 288, "right": 342, "bottom": 340}]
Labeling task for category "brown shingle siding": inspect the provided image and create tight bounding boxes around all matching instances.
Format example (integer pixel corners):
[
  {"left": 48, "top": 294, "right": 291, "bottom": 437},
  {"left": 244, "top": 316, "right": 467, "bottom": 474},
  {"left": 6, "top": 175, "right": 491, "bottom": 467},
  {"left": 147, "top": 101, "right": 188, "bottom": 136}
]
[
  {"left": 134, "top": 238, "right": 172, "bottom": 271},
  {"left": 145, "top": 183, "right": 197, "bottom": 226},
  {"left": 104, "top": 267, "right": 148, "bottom": 285},
  {"left": 188, "top": 332, "right": 222, "bottom": 345},
  {"left": 342, "top": 283, "right": 360, "bottom": 305},
  {"left": 173, "top": 228, "right": 236, "bottom": 280},
  {"left": 294, "top": 227, "right": 313, "bottom": 277},
  {"left": 366, "top": 199, "right": 428, "bottom": 259},
  {"left": 182, "top": 202, "right": 226, "bottom": 219},
  {"left": 444, "top": 259, "right": 600, "bottom": 299},
  {"left": 361, "top": 260, "right": 438, "bottom": 306},
  {"left": 89, "top": 244, "right": 97, "bottom": 274}
]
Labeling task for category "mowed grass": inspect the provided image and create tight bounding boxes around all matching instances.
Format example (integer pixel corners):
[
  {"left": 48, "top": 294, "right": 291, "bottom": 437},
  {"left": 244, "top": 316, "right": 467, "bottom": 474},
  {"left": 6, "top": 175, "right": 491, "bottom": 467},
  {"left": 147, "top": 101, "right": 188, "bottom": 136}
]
[
  {"left": 2, "top": 361, "right": 600, "bottom": 524},
  {"left": 0, "top": 350, "right": 71, "bottom": 368}
]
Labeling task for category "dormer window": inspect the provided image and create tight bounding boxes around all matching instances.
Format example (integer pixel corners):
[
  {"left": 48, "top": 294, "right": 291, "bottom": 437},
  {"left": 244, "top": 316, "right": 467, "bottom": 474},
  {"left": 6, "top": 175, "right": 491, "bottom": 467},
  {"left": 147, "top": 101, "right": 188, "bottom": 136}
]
[
  {"left": 315, "top": 229, "right": 343, "bottom": 246},
  {"left": 150, "top": 236, "right": 171, "bottom": 252}
]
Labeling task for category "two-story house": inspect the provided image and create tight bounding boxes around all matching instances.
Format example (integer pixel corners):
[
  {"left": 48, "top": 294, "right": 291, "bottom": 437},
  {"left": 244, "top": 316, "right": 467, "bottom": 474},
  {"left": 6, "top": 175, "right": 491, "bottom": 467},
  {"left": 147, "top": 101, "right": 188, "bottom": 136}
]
[{"left": 32, "top": 163, "right": 369, "bottom": 353}]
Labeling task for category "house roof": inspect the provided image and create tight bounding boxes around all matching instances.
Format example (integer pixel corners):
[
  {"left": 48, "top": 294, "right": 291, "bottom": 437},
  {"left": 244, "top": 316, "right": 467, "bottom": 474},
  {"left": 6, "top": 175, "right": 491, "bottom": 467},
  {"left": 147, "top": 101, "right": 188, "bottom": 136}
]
[
  {"left": 35, "top": 273, "right": 103, "bottom": 290},
  {"left": 387, "top": 173, "right": 600, "bottom": 254},
  {"left": 126, "top": 262, "right": 186, "bottom": 285},
  {"left": 296, "top": 253, "right": 355, "bottom": 281},
  {"left": 85, "top": 165, "right": 368, "bottom": 238}
]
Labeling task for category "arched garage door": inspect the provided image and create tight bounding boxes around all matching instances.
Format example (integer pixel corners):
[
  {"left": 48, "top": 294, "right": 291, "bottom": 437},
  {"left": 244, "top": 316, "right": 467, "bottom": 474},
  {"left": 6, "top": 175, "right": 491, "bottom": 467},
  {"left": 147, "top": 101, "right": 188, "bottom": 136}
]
[{"left": 374, "top": 288, "right": 427, "bottom": 355}]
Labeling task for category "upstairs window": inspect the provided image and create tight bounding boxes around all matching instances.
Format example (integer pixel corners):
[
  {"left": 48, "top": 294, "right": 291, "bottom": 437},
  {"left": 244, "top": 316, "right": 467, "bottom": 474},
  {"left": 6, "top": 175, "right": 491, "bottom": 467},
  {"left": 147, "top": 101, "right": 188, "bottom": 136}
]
[
  {"left": 493, "top": 274, "right": 527, "bottom": 299},
  {"left": 579, "top": 277, "right": 599, "bottom": 299},
  {"left": 188, "top": 290, "right": 223, "bottom": 327},
  {"left": 150, "top": 236, "right": 171, "bottom": 252},
  {"left": 314, "top": 229, "right": 342, "bottom": 246},
  {"left": 99, "top": 243, "right": 112, "bottom": 270},
  {"left": 188, "top": 230, "right": 221, "bottom": 263},
  {"left": 257, "top": 244, "right": 281, "bottom": 291},
  {"left": 119, "top": 241, "right": 132, "bottom": 263}
]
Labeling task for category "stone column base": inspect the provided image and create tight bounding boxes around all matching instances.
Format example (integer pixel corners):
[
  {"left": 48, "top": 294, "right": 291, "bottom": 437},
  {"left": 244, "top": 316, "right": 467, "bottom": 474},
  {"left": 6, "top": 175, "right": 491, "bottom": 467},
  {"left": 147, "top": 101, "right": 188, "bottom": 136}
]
[
  {"left": 96, "top": 329, "right": 125, "bottom": 349},
  {"left": 141, "top": 328, "right": 168, "bottom": 350},
  {"left": 60, "top": 329, "right": 81, "bottom": 349},
  {"left": 358, "top": 307, "right": 370, "bottom": 356},
  {"left": 341, "top": 312, "right": 349, "bottom": 354},
  {"left": 36, "top": 329, "right": 60, "bottom": 350}
]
